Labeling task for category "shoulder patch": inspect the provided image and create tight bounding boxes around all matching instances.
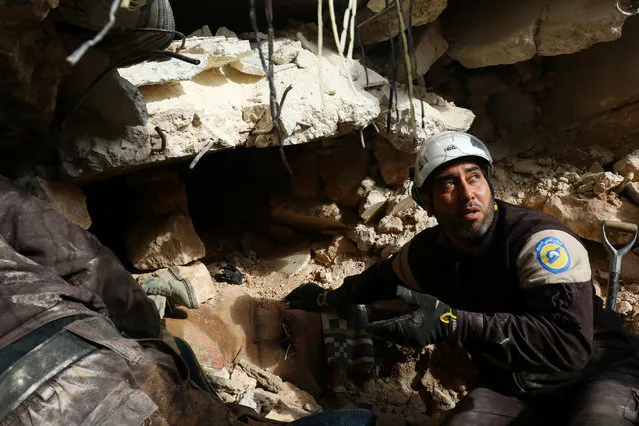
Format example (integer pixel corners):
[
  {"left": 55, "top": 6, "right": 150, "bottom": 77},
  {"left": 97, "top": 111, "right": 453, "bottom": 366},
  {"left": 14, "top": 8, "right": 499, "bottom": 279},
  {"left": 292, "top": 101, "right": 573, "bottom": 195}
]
[
  {"left": 535, "top": 237, "right": 571, "bottom": 274},
  {"left": 516, "top": 229, "right": 591, "bottom": 289}
]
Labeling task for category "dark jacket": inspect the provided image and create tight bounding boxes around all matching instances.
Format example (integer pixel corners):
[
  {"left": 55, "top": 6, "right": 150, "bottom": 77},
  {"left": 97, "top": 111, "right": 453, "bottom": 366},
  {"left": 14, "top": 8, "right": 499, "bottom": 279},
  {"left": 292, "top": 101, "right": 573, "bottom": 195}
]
[
  {"left": 336, "top": 200, "right": 636, "bottom": 395},
  {"left": 0, "top": 176, "right": 160, "bottom": 351}
]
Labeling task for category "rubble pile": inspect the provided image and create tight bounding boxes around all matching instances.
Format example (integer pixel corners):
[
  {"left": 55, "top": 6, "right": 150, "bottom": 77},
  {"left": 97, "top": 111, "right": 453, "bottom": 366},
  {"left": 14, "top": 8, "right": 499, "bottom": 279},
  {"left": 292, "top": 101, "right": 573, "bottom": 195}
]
[{"left": 3, "top": 0, "right": 639, "bottom": 423}]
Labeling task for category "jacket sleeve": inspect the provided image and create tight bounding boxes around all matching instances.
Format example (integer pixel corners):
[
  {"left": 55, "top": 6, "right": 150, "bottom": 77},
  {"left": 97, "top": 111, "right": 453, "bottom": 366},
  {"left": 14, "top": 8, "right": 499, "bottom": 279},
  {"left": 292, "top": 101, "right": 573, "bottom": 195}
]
[
  {"left": 456, "top": 229, "right": 593, "bottom": 373},
  {"left": 0, "top": 177, "right": 161, "bottom": 338}
]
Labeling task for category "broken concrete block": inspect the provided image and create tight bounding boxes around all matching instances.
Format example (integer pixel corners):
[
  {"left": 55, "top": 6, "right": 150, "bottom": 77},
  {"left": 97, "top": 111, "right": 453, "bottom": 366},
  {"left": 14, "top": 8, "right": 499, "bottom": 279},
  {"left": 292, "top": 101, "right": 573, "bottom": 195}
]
[
  {"left": 229, "top": 54, "right": 266, "bottom": 76},
  {"left": 357, "top": 0, "right": 447, "bottom": 44},
  {"left": 119, "top": 37, "right": 252, "bottom": 86},
  {"left": 377, "top": 216, "right": 404, "bottom": 234},
  {"left": 536, "top": 1, "right": 626, "bottom": 56},
  {"left": 16, "top": 176, "right": 92, "bottom": 230},
  {"left": 614, "top": 150, "right": 639, "bottom": 181},
  {"left": 445, "top": 0, "right": 626, "bottom": 68},
  {"left": 381, "top": 22, "right": 448, "bottom": 83},
  {"left": 119, "top": 53, "right": 211, "bottom": 86},
  {"left": 372, "top": 87, "right": 475, "bottom": 152},
  {"left": 373, "top": 138, "right": 416, "bottom": 185},
  {"left": 125, "top": 213, "right": 206, "bottom": 271}
]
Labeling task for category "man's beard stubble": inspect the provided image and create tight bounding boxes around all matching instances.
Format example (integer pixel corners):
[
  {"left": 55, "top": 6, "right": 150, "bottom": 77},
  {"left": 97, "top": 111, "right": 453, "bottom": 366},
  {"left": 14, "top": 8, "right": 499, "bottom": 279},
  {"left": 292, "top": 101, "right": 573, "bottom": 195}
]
[{"left": 434, "top": 198, "right": 496, "bottom": 241}]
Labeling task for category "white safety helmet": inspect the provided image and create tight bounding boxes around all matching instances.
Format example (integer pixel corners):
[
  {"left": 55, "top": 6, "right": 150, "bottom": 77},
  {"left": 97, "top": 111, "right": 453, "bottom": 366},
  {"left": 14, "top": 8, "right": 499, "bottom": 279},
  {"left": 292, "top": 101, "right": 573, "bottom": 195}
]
[{"left": 413, "top": 131, "right": 493, "bottom": 189}]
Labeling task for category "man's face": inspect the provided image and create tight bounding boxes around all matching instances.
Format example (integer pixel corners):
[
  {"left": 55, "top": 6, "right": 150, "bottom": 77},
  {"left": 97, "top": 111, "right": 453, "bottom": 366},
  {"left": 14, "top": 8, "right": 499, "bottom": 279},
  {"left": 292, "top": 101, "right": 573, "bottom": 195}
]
[{"left": 419, "top": 160, "right": 495, "bottom": 241}]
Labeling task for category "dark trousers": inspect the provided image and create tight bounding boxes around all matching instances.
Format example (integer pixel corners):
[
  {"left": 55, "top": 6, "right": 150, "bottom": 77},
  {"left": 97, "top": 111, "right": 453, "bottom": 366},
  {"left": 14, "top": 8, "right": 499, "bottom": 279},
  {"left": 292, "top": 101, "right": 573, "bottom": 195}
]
[{"left": 443, "top": 353, "right": 639, "bottom": 426}]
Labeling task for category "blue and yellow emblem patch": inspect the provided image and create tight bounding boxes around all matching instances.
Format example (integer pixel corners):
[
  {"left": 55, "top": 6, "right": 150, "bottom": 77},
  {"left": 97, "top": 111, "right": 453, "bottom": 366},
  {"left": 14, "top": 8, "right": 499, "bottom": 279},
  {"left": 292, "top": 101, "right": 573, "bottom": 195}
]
[{"left": 535, "top": 237, "right": 571, "bottom": 274}]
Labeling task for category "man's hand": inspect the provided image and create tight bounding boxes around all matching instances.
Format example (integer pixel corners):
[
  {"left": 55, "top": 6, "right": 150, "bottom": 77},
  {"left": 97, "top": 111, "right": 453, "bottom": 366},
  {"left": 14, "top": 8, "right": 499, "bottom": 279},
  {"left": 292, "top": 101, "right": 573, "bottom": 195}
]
[
  {"left": 367, "top": 289, "right": 458, "bottom": 348},
  {"left": 285, "top": 282, "right": 332, "bottom": 311}
]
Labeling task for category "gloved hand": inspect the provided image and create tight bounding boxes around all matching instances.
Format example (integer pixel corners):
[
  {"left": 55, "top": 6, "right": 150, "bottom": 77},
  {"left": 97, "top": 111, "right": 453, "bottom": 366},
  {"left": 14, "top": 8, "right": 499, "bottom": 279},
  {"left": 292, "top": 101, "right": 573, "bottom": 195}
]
[
  {"left": 367, "top": 288, "right": 458, "bottom": 348},
  {"left": 285, "top": 282, "right": 333, "bottom": 311}
]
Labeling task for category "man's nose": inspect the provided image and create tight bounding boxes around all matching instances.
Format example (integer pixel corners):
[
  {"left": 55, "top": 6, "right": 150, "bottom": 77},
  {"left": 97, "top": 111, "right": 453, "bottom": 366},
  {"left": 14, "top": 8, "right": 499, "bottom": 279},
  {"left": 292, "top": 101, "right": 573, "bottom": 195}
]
[{"left": 458, "top": 180, "right": 474, "bottom": 201}]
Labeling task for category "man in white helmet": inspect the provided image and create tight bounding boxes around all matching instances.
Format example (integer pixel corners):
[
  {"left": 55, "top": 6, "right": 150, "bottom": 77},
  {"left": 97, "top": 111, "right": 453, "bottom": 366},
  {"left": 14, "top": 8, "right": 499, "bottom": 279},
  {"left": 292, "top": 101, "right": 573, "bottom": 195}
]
[{"left": 286, "top": 131, "right": 639, "bottom": 425}]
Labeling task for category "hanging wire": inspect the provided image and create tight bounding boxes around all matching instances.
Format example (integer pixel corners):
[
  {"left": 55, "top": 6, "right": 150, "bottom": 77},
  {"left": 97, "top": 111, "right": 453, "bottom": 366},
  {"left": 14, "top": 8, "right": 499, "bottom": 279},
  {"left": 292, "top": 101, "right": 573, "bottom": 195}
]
[
  {"left": 385, "top": 0, "right": 398, "bottom": 133},
  {"left": 407, "top": 0, "right": 425, "bottom": 129},
  {"left": 395, "top": 0, "right": 416, "bottom": 141},
  {"left": 249, "top": 0, "right": 293, "bottom": 174}
]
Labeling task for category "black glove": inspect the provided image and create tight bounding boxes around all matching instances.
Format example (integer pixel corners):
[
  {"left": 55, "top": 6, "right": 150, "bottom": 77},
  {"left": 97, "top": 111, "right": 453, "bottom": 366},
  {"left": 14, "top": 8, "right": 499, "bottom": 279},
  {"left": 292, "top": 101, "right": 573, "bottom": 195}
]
[
  {"left": 284, "top": 282, "right": 332, "bottom": 311},
  {"left": 367, "top": 288, "right": 458, "bottom": 348}
]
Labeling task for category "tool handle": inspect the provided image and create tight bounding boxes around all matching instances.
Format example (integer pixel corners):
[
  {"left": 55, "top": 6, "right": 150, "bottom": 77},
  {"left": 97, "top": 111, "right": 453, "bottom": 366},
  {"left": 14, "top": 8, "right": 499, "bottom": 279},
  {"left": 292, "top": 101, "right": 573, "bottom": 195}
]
[
  {"left": 603, "top": 220, "right": 638, "bottom": 233},
  {"left": 606, "top": 271, "right": 621, "bottom": 312}
]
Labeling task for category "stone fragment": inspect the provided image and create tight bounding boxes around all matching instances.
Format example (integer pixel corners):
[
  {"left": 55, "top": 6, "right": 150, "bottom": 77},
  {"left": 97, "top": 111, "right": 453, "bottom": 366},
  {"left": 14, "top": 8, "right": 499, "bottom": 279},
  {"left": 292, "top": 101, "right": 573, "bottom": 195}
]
[
  {"left": 265, "top": 382, "right": 322, "bottom": 422},
  {"left": 593, "top": 172, "right": 624, "bottom": 195},
  {"left": 377, "top": 216, "right": 404, "bottom": 234},
  {"left": 347, "top": 224, "right": 378, "bottom": 252},
  {"left": 589, "top": 162, "right": 605, "bottom": 174},
  {"left": 614, "top": 150, "right": 639, "bottom": 181},
  {"left": 618, "top": 300, "right": 633, "bottom": 316},
  {"left": 543, "top": 19, "right": 639, "bottom": 135},
  {"left": 119, "top": 54, "right": 211, "bottom": 86},
  {"left": 372, "top": 87, "right": 475, "bottom": 152},
  {"left": 189, "top": 25, "right": 213, "bottom": 37},
  {"left": 62, "top": 51, "right": 148, "bottom": 126},
  {"left": 378, "top": 23, "right": 448, "bottom": 83},
  {"left": 215, "top": 27, "right": 238, "bottom": 38},
  {"left": 16, "top": 176, "right": 92, "bottom": 229},
  {"left": 125, "top": 213, "right": 206, "bottom": 271},
  {"left": 445, "top": 0, "right": 626, "bottom": 68},
  {"left": 542, "top": 193, "right": 639, "bottom": 244},
  {"left": 273, "top": 247, "right": 311, "bottom": 276},
  {"left": 270, "top": 197, "right": 351, "bottom": 232},
  {"left": 536, "top": 1, "right": 626, "bottom": 56},
  {"left": 357, "top": 0, "right": 447, "bottom": 44},
  {"left": 229, "top": 54, "right": 266, "bottom": 76},
  {"left": 512, "top": 159, "right": 544, "bottom": 175},
  {"left": 373, "top": 138, "right": 416, "bottom": 185},
  {"left": 294, "top": 49, "right": 317, "bottom": 69},
  {"left": 271, "top": 39, "right": 301, "bottom": 65},
  {"left": 583, "top": 144, "right": 616, "bottom": 166},
  {"left": 176, "top": 262, "right": 216, "bottom": 304},
  {"left": 118, "top": 37, "right": 252, "bottom": 86},
  {"left": 360, "top": 186, "right": 391, "bottom": 223}
]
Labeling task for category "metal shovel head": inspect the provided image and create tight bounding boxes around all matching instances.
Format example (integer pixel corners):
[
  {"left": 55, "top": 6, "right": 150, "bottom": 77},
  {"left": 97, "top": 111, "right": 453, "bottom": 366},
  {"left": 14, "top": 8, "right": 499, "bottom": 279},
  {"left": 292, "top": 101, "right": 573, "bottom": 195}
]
[{"left": 601, "top": 220, "right": 638, "bottom": 312}]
